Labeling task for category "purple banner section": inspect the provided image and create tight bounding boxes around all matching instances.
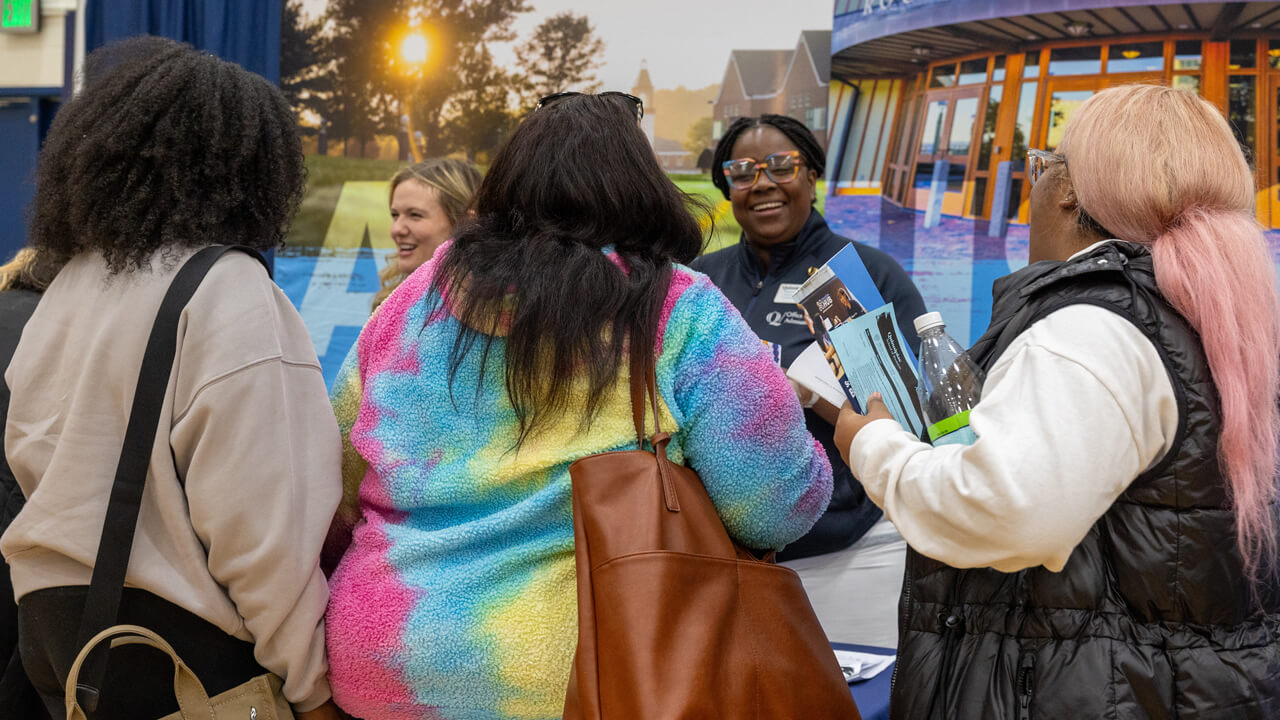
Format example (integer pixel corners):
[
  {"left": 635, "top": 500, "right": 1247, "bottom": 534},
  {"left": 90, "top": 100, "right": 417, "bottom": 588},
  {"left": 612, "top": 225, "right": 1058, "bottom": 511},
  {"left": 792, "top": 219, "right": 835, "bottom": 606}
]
[{"left": 834, "top": 0, "right": 1190, "bottom": 55}]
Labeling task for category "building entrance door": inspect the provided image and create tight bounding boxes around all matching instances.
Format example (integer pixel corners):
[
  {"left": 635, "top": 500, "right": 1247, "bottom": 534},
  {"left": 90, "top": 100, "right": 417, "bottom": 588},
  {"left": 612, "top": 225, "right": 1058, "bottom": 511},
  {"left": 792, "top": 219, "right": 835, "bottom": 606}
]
[
  {"left": 0, "top": 98, "right": 43, "bottom": 260},
  {"left": 1040, "top": 77, "right": 1099, "bottom": 152},
  {"left": 910, "top": 86, "right": 983, "bottom": 217},
  {"left": 1039, "top": 73, "right": 1162, "bottom": 151}
]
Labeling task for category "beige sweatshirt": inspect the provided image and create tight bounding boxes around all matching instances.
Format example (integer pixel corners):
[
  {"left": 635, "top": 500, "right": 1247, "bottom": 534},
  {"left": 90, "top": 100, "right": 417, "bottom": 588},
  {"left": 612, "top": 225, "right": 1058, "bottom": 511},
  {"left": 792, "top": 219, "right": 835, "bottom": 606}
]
[{"left": 1, "top": 248, "right": 341, "bottom": 711}]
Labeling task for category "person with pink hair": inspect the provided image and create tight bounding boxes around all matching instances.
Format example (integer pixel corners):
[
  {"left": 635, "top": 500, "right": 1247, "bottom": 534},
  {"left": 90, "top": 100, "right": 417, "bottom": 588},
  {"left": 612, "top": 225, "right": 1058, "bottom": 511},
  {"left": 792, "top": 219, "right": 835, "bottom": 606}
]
[{"left": 835, "top": 84, "right": 1280, "bottom": 719}]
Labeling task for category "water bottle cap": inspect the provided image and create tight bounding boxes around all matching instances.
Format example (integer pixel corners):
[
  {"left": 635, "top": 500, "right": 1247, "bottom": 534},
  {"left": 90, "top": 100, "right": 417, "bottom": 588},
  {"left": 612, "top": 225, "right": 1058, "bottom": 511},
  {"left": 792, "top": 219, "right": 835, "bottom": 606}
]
[{"left": 914, "top": 312, "right": 945, "bottom": 334}]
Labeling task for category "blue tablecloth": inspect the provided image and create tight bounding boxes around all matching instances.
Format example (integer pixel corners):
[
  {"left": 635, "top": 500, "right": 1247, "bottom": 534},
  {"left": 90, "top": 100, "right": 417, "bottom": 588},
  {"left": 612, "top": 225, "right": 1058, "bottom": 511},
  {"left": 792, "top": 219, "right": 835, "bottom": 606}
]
[{"left": 833, "top": 642, "right": 894, "bottom": 720}]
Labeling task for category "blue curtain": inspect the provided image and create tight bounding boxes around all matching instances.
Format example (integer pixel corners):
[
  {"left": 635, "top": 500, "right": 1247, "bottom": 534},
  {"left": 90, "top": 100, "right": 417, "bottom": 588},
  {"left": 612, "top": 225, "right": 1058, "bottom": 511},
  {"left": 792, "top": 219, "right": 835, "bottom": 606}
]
[{"left": 84, "top": 0, "right": 280, "bottom": 82}]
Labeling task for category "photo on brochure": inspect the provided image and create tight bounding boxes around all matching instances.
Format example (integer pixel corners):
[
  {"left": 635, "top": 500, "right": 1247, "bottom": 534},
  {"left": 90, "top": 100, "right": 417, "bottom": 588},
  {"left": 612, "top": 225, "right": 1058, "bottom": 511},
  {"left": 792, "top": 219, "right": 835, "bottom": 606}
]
[
  {"left": 795, "top": 271, "right": 863, "bottom": 410},
  {"left": 793, "top": 243, "right": 890, "bottom": 411},
  {"left": 792, "top": 244, "right": 925, "bottom": 434}
]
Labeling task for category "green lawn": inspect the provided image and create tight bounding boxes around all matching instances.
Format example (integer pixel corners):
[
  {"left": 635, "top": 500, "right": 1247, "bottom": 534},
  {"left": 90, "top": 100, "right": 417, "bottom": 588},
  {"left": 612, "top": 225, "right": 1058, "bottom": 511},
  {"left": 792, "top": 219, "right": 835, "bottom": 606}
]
[
  {"left": 288, "top": 155, "right": 823, "bottom": 256},
  {"left": 289, "top": 155, "right": 403, "bottom": 249},
  {"left": 305, "top": 155, "right": 406, "bottom": 186},
  {"left": 670, "top": 176, "right": 738, "bottom": 255}
]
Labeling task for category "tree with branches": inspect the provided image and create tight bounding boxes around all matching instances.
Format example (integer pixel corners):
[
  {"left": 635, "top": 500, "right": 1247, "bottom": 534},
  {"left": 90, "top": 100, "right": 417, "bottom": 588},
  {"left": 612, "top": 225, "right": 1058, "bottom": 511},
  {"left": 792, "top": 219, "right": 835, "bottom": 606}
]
[
  {"left": 684, "top": 116, "right": 714, "bottom": 157},
  {"left": 515, "top": 12, "right": 605, "bottom": 102},
  {"left": 280, "top": 0, "right": 329, "bottom": 125},
  {"left": 318, "top": 0, "right": 530, "bottom": 157},
  {"left": 440, "top": 42, "right": 519, "bottom": 161}
]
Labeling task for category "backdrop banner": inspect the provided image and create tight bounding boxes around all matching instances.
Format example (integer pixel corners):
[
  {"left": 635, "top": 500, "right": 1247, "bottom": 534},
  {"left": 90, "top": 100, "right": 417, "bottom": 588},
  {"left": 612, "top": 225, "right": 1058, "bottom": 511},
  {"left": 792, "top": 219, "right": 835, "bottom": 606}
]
[{"left": 85, "top": 0, "right": 281, "bottom": 82}]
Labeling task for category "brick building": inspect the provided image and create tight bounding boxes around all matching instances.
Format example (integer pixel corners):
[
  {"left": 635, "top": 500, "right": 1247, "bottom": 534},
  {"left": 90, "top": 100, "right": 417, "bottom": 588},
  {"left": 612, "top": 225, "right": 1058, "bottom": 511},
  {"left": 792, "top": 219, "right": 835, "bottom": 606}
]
[{"left": 712, "top": 30, "right": 832, "bottom": 149}]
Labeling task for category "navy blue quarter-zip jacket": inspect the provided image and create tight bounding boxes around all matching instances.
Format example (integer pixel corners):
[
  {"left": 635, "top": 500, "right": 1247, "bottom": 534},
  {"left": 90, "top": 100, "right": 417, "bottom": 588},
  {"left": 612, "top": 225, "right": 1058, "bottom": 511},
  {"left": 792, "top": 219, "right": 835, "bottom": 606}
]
[{"left": 692, "top": 209, "right": 925, "bottom": 560}]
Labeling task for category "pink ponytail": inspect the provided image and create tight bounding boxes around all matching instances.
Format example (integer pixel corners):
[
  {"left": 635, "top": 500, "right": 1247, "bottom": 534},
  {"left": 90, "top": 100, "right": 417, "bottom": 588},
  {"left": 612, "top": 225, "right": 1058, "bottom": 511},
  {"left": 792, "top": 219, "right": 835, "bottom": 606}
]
[
  {"left": 1152, "top": 208, "right": 1280, "bottom": 574},
  {"left": 1061, "top": 85, "right": 1280, "bottom": 578}
]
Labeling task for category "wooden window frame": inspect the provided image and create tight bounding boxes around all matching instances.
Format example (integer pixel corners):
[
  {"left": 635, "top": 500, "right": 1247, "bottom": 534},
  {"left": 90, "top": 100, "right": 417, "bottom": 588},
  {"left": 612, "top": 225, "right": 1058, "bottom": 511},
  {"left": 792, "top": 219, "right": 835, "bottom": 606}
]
[{"left": 869, "top": 32, "right": 1280, "bottom": 225}]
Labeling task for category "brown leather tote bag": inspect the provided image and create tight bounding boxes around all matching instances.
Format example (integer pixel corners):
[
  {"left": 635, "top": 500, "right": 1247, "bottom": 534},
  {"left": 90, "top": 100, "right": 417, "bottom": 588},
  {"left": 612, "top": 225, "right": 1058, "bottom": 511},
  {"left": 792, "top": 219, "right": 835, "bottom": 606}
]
[{"left": 563, "top": 355, "right": 861, "bottom": 720}]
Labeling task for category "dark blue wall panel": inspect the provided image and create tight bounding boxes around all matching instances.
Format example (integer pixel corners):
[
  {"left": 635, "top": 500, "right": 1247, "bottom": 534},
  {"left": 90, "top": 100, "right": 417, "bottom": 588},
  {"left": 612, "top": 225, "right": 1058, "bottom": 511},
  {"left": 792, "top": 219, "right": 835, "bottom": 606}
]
[
  {"left": 85, "top": 0, "right": 280, "bottom": 81},
  {"left": 0, "top": 97, "right": 57, "bottom": 262}
]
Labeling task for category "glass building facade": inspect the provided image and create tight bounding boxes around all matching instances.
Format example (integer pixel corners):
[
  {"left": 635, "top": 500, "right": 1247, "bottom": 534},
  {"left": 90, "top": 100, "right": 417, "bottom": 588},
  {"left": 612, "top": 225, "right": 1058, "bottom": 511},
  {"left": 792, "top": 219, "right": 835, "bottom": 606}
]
[
  {"left": 834, "top": 35, "right": 1280, "bottom": 226},
  {"left": 825, "top": 1, "right": 1280, "bottom": 345}
]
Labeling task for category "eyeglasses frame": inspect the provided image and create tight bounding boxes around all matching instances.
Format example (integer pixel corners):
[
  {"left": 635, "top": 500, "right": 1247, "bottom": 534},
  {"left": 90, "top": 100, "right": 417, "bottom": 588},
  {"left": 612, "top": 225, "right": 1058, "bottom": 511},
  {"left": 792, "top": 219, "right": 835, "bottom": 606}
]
[
  {"left": 1027, "top": 148, "right": 1066, "bottom": 186},
  {"left": 721, "top": 150, "right": 806, "bottom": 190}
]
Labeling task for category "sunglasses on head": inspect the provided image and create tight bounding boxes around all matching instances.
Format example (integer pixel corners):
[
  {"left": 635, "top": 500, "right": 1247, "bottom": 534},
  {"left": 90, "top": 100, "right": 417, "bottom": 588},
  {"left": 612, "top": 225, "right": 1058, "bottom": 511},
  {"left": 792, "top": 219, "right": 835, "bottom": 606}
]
[
  {"left": 1027, "top": 148, "right": 1065, "bottom": 186},
  {"left": 534, "top": 91, "right": 644, "bottom": 122},
  {"left": 721, "top": 151, "right": 805, "bottom": 190}
]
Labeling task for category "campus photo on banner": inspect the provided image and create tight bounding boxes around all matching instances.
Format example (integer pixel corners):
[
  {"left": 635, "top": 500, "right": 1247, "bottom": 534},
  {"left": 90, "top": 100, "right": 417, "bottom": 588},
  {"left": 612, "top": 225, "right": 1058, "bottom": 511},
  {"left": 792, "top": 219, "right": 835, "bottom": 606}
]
[
  {"left": 273, "top": 1, "right": 1280, "bottom": 387},
  {"left": 276, "top": 0, "right": 835, "bottom": 386},
  {"left": 824, "top": 0, "right": 1280, "bottom": 351}
]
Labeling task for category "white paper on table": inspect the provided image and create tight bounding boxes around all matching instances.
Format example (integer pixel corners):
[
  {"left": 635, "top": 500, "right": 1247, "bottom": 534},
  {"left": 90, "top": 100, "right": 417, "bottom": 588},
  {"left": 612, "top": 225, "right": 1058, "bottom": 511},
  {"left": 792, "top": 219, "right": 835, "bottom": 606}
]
[
  {"left": 785, "top": 341, "right": 848, "bottom": 408},
  {"left": 833, "top": 649, "right": 895, "bottom": 683}
]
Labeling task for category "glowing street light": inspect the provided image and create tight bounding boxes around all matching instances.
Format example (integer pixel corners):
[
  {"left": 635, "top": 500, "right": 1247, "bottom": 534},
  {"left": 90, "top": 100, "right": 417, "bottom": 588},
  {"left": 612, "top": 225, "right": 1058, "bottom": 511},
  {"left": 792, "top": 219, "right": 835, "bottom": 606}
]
[
  {"left": 397, "top": 31, "right": 431, "bottom": 163},
  {"left": 401, "top": 33, "right": 428, "bottom": 67}
]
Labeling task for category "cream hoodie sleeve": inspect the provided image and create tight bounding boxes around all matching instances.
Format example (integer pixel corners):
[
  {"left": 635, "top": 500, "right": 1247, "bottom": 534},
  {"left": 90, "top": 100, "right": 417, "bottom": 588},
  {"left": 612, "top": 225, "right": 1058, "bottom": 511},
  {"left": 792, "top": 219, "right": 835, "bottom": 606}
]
[
  {"left": 847, "top": 304, "right": 1178, "bottom": 572},
  {"left": 169, "top": 270, "right": 342, "bottom": 711}
]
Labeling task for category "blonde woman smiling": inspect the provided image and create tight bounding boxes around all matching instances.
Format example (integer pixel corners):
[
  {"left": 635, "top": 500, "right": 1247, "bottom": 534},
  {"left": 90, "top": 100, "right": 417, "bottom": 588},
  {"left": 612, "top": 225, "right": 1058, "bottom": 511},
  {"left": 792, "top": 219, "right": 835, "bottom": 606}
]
[{"left": 373, "top": 158, "right": 482, "bottom": 311}]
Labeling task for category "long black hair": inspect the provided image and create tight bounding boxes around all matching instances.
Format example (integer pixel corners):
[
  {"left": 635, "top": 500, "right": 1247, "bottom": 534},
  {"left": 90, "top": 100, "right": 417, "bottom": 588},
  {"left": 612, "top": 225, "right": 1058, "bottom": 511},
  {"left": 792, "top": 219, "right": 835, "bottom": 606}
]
[
  {"left": 430, "top": 93, "right": 710, "bottom": 444},
  {"left": 28, "top": 36, "right": 305, "bottom": 277},
  {"left": 711, "top": 114, "right": 826, "bottom": 200}
]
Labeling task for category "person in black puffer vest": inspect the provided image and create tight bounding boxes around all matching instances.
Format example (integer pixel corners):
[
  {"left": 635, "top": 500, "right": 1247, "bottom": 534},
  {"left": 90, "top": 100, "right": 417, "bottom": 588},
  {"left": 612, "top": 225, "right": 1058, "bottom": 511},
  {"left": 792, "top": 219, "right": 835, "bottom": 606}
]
[
  {"left": 834, "top": 85, "right": 1280, "bottom": 718},
  {"left": 693, "top": 115, "right": 925, "bottom": 648}
]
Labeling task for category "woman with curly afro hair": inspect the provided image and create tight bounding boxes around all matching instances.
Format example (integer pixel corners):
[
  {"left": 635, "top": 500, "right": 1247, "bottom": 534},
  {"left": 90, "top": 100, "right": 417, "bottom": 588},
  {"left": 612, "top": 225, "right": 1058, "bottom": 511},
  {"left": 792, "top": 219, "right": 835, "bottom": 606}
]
[{"left": 4, "top": 36, "right": 343, "bottom": 720}]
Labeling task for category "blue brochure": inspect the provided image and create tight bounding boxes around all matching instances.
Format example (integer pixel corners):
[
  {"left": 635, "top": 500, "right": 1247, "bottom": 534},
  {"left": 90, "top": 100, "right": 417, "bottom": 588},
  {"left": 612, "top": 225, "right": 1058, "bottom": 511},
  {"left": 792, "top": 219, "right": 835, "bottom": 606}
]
[
  {"left": 793, "top": 244, "right": 925, "bottom": 433},
  {"left": 828, "top": 303, "right": 925, "bottom": 436},
  {"left": 826, "top": 243, "right": 886, "bottom": 309}
]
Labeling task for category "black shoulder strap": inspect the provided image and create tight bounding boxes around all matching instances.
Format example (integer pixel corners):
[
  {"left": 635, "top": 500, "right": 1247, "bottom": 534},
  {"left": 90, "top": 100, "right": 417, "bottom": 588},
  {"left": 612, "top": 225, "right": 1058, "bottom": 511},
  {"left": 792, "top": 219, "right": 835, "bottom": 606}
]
[{"left": 73, "top": 245, "right": 269, "bottom": 710}]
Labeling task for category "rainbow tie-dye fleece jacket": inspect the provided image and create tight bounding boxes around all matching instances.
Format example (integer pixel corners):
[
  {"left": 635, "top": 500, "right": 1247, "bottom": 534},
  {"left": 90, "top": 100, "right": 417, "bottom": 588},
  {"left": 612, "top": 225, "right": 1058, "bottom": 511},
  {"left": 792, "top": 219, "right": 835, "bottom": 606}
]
[{"left": 324, "top": 245, "right": 833, "bottom": 720}]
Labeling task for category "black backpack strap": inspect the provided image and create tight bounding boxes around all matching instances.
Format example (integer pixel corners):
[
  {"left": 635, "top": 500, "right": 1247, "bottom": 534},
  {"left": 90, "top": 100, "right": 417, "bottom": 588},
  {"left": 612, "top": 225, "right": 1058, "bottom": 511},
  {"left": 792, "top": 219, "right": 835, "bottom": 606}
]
[{"left": 72, "top": 245, "right": 269, "bottom": 711}]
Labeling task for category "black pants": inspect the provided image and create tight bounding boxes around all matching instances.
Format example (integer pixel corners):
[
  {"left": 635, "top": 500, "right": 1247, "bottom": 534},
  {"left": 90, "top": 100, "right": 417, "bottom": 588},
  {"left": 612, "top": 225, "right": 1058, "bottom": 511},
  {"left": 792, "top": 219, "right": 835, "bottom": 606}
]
[
  {"left": 1, "top": 471, "right": 48, "bottom": 719},
  {"left": 1, "top": 556, "right": 46, "bottom": 719},
  {"left": 19, "top": 586, "right": 264, "bottom": 720}
]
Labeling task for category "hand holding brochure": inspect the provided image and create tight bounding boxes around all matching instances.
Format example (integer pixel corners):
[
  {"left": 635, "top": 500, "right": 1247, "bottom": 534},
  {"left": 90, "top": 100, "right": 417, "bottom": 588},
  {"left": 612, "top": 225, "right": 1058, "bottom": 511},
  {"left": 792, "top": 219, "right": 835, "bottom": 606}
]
[{"left": 793, "top": 244, "right": 926, "bottom": 435}]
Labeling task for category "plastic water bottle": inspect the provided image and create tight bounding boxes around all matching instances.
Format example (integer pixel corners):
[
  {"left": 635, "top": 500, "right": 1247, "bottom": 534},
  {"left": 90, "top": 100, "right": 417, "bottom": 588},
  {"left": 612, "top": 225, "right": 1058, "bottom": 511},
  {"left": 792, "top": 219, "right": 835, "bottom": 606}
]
[{"left": 913, "top": 312, "right": 985, "bottom": 446}]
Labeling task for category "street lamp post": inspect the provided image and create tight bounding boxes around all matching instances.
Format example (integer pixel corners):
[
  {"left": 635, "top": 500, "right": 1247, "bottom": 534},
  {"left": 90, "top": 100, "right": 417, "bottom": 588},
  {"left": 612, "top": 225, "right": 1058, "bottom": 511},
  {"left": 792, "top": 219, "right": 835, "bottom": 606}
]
[{"left": 399, "top": 31, "right": 429, "bottom": 163}]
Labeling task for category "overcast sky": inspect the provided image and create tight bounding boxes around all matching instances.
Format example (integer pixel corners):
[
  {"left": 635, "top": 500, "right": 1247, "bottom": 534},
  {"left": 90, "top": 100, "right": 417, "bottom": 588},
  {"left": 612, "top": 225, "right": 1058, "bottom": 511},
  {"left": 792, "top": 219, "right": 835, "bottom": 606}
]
[{"left": 301, "top": 0, "right": 835, "bottom": 91}]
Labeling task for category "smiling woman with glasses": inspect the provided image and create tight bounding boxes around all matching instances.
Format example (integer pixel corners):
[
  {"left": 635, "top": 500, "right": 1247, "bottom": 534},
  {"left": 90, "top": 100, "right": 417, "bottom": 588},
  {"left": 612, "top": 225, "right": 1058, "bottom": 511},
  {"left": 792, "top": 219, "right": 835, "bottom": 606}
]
[{"left": 691, "top": 114, "right": 926, "bottom": 649}]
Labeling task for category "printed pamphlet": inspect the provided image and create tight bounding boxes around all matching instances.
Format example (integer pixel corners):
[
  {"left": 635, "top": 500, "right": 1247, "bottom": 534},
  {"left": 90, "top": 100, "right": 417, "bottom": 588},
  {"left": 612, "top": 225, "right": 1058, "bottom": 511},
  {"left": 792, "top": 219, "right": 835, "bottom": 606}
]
[{"left": 793, "top": 244, "right": 926, "bottom": 434}]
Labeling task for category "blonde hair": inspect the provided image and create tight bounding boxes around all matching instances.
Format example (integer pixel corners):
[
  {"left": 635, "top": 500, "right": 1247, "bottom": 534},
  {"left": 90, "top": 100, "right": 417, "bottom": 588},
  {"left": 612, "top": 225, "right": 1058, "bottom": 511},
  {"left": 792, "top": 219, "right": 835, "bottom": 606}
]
[
  {"left": 0, "top": 248, "right": 55, "bottom": 293},
  {"left": 1059, "top": 84, "right": 1280, "bottom": 578},
  {"left": 372, "top": 158, "right": 483, "bottom": 311}
]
